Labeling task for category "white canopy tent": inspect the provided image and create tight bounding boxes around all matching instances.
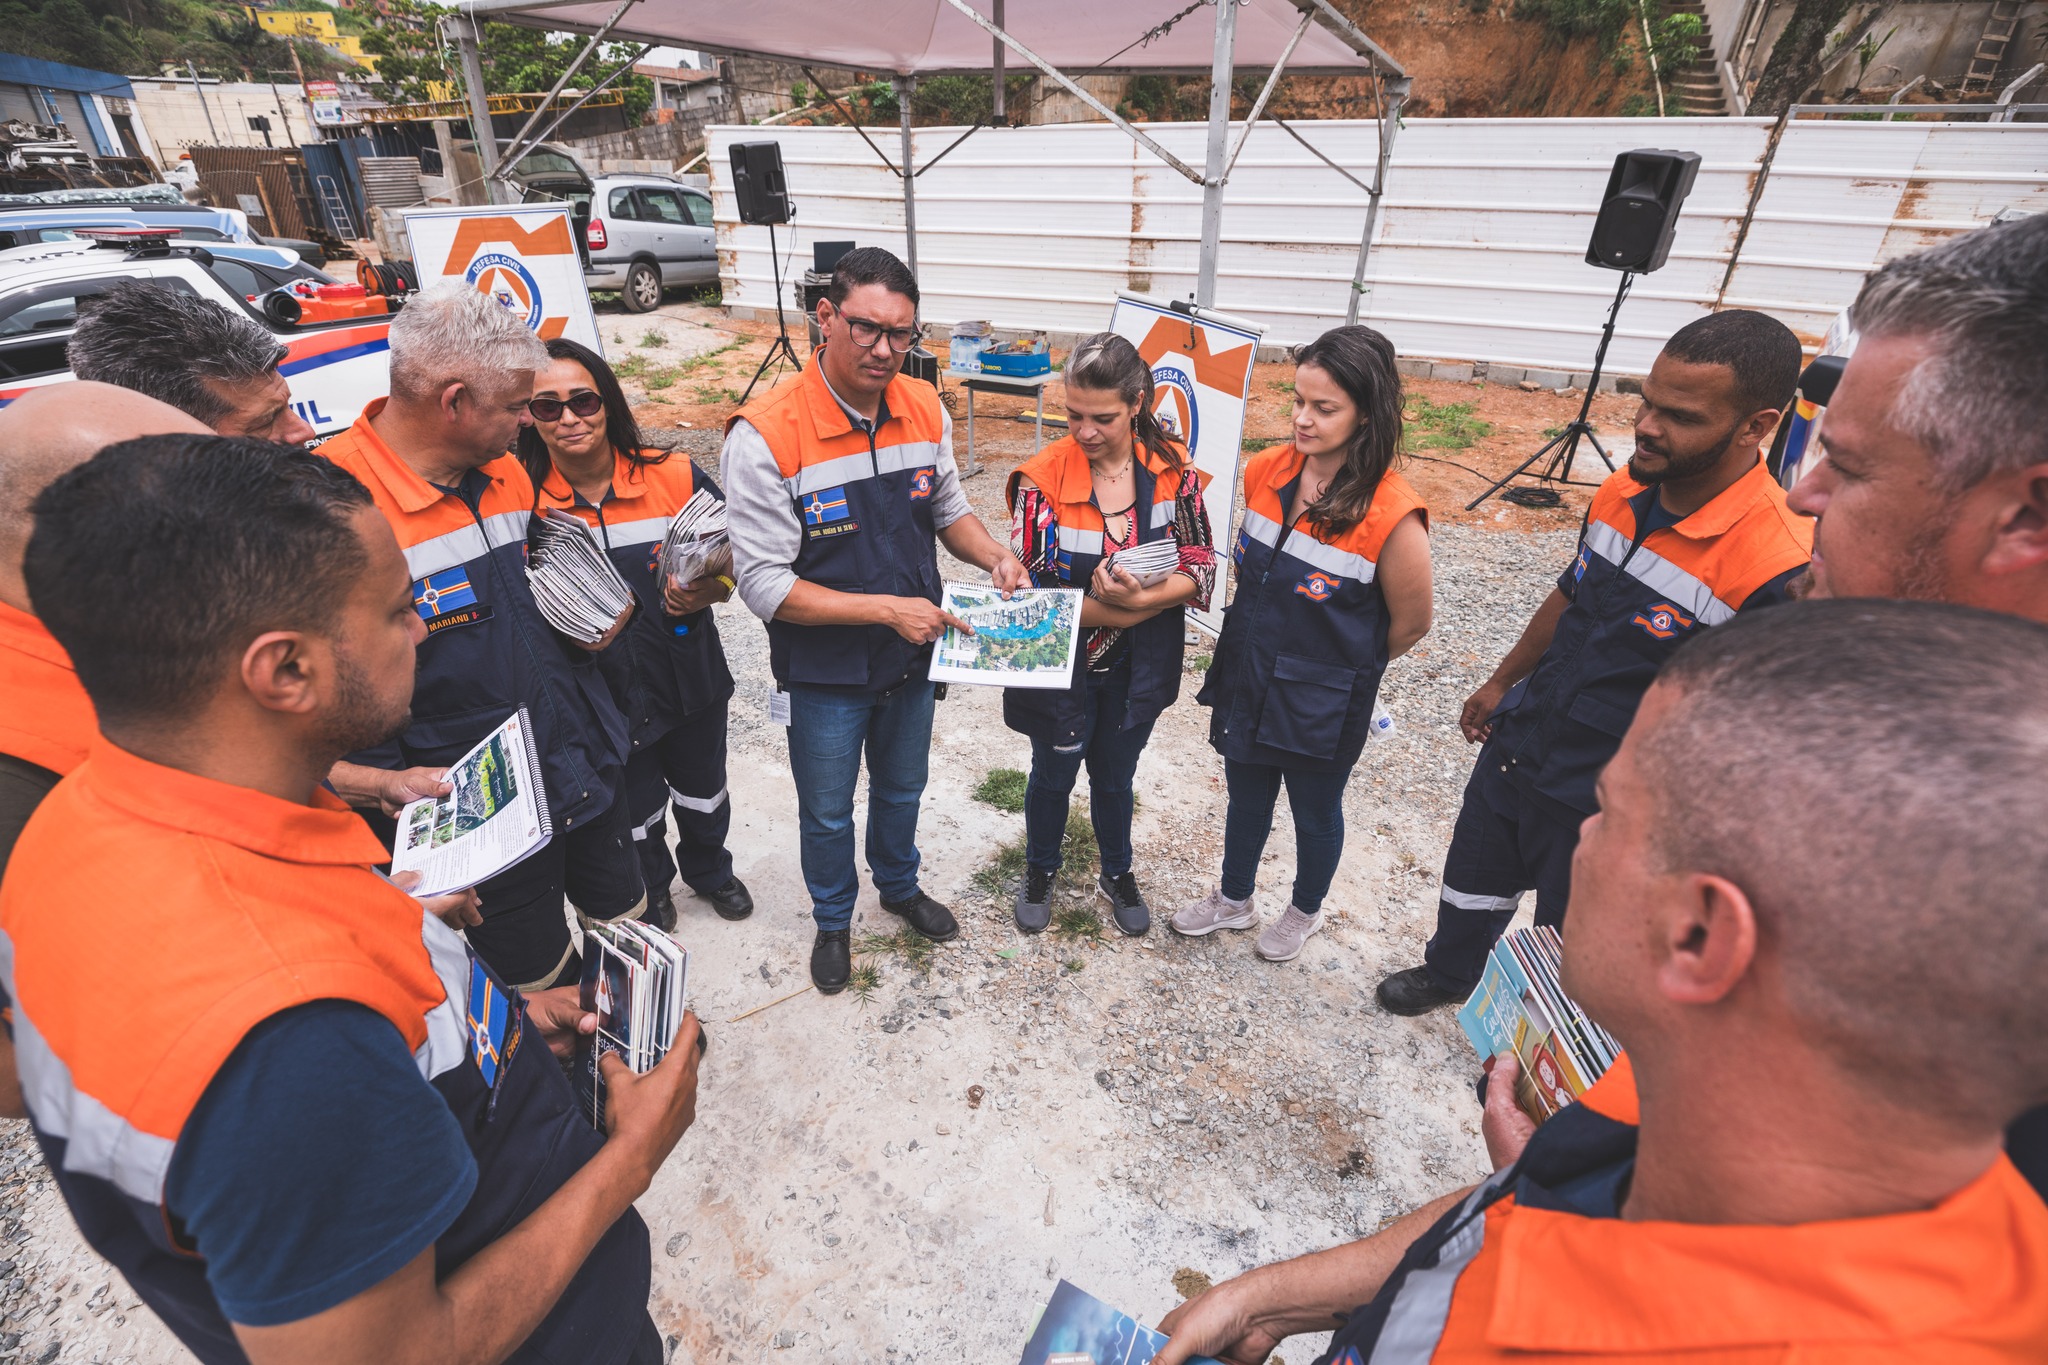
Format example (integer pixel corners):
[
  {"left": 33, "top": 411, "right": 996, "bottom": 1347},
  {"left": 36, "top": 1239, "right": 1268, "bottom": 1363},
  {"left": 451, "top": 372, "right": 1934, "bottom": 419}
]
[{"left": 447, "top": 0, "right": 1407, "bottom": 312}]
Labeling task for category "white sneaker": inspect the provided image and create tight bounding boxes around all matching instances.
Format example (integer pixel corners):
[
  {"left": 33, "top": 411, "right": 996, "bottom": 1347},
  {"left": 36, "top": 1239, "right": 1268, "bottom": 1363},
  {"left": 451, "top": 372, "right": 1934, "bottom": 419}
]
[
  {"left": 1170, "top": 886, "right": 1259, "bottom": 937},
  {"left": 1256, "top": 905, "right": 1323, "bottom": 962}
]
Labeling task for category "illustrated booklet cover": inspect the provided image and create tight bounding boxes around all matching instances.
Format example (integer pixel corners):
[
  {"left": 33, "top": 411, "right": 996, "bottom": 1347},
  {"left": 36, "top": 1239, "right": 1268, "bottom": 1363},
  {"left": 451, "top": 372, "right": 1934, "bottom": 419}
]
[
  {"left": 1457, "top": 924, "right": 1620, "bottom": 1119},
  {"left": 1018, "top": 1280, "right": 1223, "bottom": 1365},
  {"left": 928, "top": 583, "right": 1083, "bottom": 689},
  {"left": 389, "top": 707, "right": 550, "bottom": 897},
  {"left": 574, "top": 919, "right": 690, "bottom": 1130}
]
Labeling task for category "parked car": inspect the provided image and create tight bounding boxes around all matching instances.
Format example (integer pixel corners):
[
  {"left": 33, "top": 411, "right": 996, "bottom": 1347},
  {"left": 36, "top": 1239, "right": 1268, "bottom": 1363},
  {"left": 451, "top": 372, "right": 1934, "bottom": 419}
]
[
  {"left": 0, "top": 200, "right": 327, "bottom": 267},
  {"left": 455, "top": 140, "right": 598, "bottom": 206},
  {"left": 581, "top": 173, "right": 716, "bottom": 312},
  {"left": 0, "top": 234, "right": 397, "bottom": 436}
]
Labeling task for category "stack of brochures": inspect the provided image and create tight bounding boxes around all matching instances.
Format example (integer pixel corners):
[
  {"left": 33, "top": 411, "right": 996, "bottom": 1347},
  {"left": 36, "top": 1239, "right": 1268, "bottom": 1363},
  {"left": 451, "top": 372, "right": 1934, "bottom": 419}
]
[
  {"left": 1017, "top": 1280, "right": 1223, "bottom": 1365},
  {"left": 527, "top": 508, "right": 635, "bottom": 644},
  {"left": 574, "top": 921, "right": 690, "bottom": 1130},
  {"left": 1105, "top": 538, "right": 1181, "bottom": 588},
  {"left": 658, "top": 489, "right": 729, "bottom": 588},
  {"left": 389, "top": 709, "right": 551, "bottom": 896},
  {"left": 1457, "top": 925, "right": 1619, "bottom": 1121}
]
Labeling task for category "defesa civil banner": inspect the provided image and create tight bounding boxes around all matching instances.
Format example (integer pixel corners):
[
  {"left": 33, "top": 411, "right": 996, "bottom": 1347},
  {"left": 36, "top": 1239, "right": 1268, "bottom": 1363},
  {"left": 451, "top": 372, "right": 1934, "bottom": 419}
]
[
  {"left": 399, "top": 203, "right": 603, "bottom": 355},
  {"left": 1107, "top": 291, "right": 1264, "bottom": 635}
]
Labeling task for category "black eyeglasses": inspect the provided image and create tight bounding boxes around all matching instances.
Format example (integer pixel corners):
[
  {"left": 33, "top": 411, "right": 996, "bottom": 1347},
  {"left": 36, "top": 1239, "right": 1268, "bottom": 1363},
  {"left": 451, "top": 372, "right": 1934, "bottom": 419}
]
[
  {"left": 839, "top": 313, "right": 925, "bottom": 354},
  {"left": 528, "top": 390, "right": 604, "bottom": 423}
]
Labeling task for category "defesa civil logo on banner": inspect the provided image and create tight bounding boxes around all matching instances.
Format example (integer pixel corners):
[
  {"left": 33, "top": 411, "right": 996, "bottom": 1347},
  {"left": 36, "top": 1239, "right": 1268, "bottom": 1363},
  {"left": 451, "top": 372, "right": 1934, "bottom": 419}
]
[
  {"left": 1108, "top": 291, "right": 1265, "bottom": 636},
  {"left": 398, "top": 204, "right": 603, "bottom": 355}
]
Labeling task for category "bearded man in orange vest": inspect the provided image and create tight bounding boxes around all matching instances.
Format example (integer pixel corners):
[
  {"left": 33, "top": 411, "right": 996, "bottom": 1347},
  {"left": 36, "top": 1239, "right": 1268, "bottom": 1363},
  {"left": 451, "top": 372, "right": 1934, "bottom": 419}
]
[{"left": 722, "top": 248, "right": 1028, "bottom": 993}]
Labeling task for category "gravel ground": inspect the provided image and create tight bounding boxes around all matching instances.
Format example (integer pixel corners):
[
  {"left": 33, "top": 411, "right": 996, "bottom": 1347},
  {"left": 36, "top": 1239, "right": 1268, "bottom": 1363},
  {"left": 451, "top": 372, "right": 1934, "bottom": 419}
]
[{"left": 0, "top": 391, "right": 1581, "bottom": 1365}]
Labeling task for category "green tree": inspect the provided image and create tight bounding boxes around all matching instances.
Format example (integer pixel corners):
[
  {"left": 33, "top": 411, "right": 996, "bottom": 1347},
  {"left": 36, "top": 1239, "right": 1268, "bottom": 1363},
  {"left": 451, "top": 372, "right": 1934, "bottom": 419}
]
[{"left": 361, "top": 0, "right": 650, "bottom": 120}]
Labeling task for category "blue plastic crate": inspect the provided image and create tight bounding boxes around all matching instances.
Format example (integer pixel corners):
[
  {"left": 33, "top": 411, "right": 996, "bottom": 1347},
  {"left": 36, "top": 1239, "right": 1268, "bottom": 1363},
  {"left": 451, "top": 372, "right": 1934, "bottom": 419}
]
[{"left": 981, "top": 348, "right": 1052, "bottom": 377}]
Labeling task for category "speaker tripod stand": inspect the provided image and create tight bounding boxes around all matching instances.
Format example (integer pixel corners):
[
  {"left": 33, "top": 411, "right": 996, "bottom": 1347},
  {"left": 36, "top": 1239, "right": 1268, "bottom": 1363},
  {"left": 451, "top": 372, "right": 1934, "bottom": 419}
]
[
  {"left": 739, "top": 220, "right": 803, "bottom": 405},
  {"left": 1466, "top": 270, "right": 1633, "bottom": 511}
]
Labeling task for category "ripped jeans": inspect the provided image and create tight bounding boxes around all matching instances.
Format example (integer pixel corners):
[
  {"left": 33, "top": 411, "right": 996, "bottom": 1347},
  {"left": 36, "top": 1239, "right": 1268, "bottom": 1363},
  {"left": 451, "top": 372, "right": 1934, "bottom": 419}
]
[{"left": 1024, "top": 660, "right": 1156, "bottom": 879}]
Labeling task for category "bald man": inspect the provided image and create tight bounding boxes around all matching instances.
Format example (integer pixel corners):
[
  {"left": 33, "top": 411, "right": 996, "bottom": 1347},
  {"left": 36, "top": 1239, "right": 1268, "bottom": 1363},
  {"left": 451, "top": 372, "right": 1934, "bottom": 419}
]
[{"left": 0, "top": 383, "right": 209, "bottom": 864}]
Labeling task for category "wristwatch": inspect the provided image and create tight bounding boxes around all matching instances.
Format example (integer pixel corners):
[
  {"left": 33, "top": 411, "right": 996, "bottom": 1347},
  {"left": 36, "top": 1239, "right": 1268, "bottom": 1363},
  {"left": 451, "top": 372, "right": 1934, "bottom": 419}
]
[{"left": 716, "top": 574, "right": 737, "bottom": 602}]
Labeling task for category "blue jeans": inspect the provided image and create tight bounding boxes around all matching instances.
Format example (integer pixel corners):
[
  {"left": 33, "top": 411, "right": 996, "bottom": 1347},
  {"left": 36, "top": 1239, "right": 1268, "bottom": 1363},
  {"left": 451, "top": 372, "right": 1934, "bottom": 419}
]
[
  {"left": 1026, "top": 663, "right": 1155, "bottom": 879},
  {"left": 1219, "top": 758, "right": 1351, "bottom": 914},
  {"left": 785, "top": 679, "right": 935, "bottom": 930}
]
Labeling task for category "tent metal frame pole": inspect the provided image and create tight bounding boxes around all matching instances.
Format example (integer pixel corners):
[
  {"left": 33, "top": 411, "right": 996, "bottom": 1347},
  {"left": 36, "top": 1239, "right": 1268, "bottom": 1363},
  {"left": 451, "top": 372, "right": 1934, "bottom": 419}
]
[
  {"left": 1196, "top": 0, "right": 1240, "bottom": 308},
  {"left": 1346, "top": 75, "right": 1406, "bottom": 326},
  {"left": 991, "top": 0, "right": 1005, "bottom": 121},
  {"left": 897, "top": 75, "right": 919, "bottom": 275},
  {"left": 501, "top": 44, "right": 651, "bottom": 173},
  {"left": 938, "top": 0, "right": 1207, "bottom": 184},
  {"left": 495, "top": 0, "right": 639, "bottom": 173},
  {"left": 445, "top": 14, "right": 512, "bottom": 204},
  {"left": 1223, "top": 8, "right": 1311, "bottom": 179}
]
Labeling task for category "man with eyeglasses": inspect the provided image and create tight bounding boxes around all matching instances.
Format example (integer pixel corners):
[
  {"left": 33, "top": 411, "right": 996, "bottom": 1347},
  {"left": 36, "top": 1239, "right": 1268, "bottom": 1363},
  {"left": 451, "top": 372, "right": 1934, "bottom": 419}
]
[{"left": 723, "top": 247, "right": 1029, "bottom": 993}]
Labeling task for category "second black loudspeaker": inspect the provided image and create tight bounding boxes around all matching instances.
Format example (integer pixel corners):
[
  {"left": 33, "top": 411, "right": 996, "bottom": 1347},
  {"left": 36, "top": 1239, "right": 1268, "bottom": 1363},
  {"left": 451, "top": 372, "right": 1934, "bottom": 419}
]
[
  {"left": 730, "top": 141, "right": 794, "bottom": 226},
  {"left": 1584, "top": 148, "right": 1700, "bottom": 273}
]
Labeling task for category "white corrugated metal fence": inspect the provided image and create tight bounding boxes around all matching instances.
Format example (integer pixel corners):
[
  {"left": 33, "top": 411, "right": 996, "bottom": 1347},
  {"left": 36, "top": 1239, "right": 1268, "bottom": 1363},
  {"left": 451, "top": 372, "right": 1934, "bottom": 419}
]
[{"left": 708, "top": 116, "right": 2047, "bottom": 376}]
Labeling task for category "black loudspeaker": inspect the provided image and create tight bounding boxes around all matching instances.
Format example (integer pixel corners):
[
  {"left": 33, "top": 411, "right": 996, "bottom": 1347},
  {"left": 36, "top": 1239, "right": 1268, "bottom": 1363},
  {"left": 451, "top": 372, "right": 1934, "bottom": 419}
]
[
  {"left": 1585, "top": 149, "right": 1700, "bottom": 273},
  {"left": 730, "top": 141, "right": 793, "bottom": 226}
]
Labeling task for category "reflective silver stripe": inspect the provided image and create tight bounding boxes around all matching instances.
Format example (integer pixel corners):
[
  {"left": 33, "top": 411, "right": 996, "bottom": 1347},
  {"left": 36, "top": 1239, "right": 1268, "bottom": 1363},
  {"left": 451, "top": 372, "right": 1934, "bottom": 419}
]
[
  {"left": 1582, "top": 520, "right": 1736, "bottom": 626},
  {"left": 1369, "top": 1172, "right": 1510, "bottom": 1363},
  {"left": 404, "top": 509, "right": 531, "bottom": 581},
  {"left": 636, "top": 805, "right": 668, "bottom": 835},
  {"left": 1241, "top": 509, "right": 1282, "bottom": 547},
  {"left": 1281, "top": 529, "right": 1375, "bottom": 583},
  {"left": 788, "top": 451, "right": 873, "bottom": 497},
  {"left": 1441, "top": 885, "right": 1524, "bottom": 913},
  {"left": 0, "top": 929, "right": 176, "bottom": 1203},
  {"left": 669, "top": 784, "right": 728, "bottom": 814},
  {"left": 596, "top": 515, "right": 672, "bottom": 550},
  {"left": 874, "top": 439, "right": 941, "bottom": 477},
  {"left": 1056, "top": 524, "right": 1104, "bottom": 556},
  {"left": 1148, "top": 500, "right": 1176, "bottom": 529},
  {"left": 414, "top": 911, "right": 472, "bottom": 1083}
]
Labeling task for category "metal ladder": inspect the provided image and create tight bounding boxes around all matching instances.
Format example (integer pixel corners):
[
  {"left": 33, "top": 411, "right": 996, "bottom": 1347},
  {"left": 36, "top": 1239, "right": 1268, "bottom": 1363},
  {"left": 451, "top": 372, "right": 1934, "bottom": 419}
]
[
  {"left": 1962, "top": 0, "right": 2023, "bottom": 95},
  {"left": 316, "top": 174, "right": 357, "bottom": 240}
]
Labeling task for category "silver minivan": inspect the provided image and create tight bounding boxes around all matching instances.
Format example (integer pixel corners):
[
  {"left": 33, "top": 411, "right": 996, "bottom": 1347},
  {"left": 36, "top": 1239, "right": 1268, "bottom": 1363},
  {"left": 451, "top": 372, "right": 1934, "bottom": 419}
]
[{"left": 582, "top": 174, "right": 716, "bottom": 313}]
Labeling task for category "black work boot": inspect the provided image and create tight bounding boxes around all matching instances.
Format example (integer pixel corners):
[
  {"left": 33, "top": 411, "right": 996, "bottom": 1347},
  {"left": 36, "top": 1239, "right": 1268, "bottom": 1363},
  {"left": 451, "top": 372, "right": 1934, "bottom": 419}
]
[
  {"left": 1376, "top": 965, "right": 1465, "bottom": 1016},
  {"left": 643, "top": 885, "right": 677, "bottom": 933},
  {"left": 811, "top": 929, "right": 852, "bottom": 994},
  {"left": 879, "top": 890, "right": 959, "bottom": 942},
  {"left": 701, "top": 875, "right": 754, "bottom": 921},
  {"left": 1014, "top": 867, "right": 1055, "bottom": 934}
]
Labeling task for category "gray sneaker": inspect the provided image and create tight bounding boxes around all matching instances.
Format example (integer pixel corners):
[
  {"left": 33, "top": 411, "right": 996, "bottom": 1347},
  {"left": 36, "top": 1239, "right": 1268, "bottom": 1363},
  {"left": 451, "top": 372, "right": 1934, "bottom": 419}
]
[
  {"left": 1170, "top": 885, "right": 1259, "bottom": 937},
  {"left": 1256, "top": 905, "right": 1323, "bottom": 962},
  {"left": 1014, "top": 866, "right": 1054, "bottom": 933},
  {"left": 1097, "top": 871, "right": 1151, "bottom": 936}
]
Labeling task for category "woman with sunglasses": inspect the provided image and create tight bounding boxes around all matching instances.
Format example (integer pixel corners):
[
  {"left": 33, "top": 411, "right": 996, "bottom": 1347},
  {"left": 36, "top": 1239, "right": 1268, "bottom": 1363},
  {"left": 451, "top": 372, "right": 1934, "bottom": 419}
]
[{"left": 517, "top": 337, "right": 753, "bottom": 930}]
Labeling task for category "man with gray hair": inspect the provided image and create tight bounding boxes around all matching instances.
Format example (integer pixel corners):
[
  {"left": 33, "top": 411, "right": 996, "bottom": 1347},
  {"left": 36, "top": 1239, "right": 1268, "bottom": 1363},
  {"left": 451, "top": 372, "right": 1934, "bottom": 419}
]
[
  {"left": 65, "top": 279, "right": 318, "bottom": 444},
  {"left": 322, "top": 283, "right": 645, "bottom": 990}
]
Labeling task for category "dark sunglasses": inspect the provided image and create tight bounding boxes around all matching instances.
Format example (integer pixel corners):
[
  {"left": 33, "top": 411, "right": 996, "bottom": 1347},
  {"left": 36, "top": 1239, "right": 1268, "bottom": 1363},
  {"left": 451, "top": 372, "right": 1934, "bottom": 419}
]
[{"left": 527, "top": 390, "right": 605, "bottom": 423}]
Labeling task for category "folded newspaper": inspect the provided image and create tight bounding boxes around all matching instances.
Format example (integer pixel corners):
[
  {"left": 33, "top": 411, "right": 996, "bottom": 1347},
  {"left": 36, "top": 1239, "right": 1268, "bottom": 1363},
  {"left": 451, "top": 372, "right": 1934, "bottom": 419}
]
[
  {"left": 574, "top": 920, "right": 690, "bottom": 1129},
  {"left": 527, "top": 508, "right": 635, "bottom": 644},
  {"left": 659, "top": 489, "right": 728, "bottom": 589},
  {"left": 1104, "top": 538, "right": 1181, "bottom": 588},
  {"left": 1458, "top": 925, "right": 1620, "bottom": 1120},
  {"left": 389, "top": 708, "right": 551, "bottom": 898}
]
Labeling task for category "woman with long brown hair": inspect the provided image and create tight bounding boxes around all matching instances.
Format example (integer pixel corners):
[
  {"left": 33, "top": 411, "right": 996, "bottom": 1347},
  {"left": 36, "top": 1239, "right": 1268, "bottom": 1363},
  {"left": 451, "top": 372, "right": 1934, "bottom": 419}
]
[
  {"left": 1172, "top": 324, "right": 1432, "bottom": 961},
  {"left": 517, "top": 337, "right": 752, "bottom": 930},
  {"left": 1003, "top": 332, "right": 1216, "bottom": 936}
]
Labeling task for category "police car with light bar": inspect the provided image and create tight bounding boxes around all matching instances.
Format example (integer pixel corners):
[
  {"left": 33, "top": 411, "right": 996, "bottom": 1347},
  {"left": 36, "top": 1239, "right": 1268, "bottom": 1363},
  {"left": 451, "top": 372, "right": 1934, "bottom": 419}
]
[{"left": 0, "top": 228, "right": 402, "bottom": 437}]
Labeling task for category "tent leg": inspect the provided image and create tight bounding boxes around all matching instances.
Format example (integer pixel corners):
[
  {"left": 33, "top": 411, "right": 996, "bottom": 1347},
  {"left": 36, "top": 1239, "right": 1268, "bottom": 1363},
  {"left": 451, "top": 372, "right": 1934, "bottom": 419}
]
[
  {"left": 1195, "top": 0, "right": 1240, "bottom": 308},
  {"left": 897, "top": 75, "right": 918, "bottom": 275},
  {"left": 447, "top": 15, "right": 511, "bottom": 205},
  {"left": 1346, "top": 78, "right": 1406, "bottom": 327}
]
